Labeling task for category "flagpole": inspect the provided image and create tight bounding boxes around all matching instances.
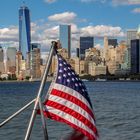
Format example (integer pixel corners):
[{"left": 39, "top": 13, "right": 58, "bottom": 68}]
[
  {"left": 0, "top": 99, "right": 35, "bottom": 128},
  {"left": 38, "top": 98, "right": 48, "bottom": 140},
  {"left": 24, "top": 41, "right": 57, "bottom": 140}
]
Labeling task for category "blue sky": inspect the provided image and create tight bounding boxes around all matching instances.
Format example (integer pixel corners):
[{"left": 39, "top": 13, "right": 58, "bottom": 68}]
[{"left": 0, "top": 0, "right": 140, "bottom": 52}]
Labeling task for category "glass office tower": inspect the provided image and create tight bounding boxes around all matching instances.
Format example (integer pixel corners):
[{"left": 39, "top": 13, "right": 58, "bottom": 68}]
[
  {"left": 131, "top": 39, "right": 140, "bottom": 74},
  {"left": 19, "top": 5, "right": 31, "bottom": 60},
  {"left": 59, "top": 25, "right": 71, "bottom": 58},
  {"left": 80, "top": 37, "right": 94, "bottom": 59}
]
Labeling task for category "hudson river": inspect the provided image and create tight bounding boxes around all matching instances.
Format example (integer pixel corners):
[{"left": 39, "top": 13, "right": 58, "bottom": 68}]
[{"left": 0, "top": 81, "right": 140, "bottom": 140}]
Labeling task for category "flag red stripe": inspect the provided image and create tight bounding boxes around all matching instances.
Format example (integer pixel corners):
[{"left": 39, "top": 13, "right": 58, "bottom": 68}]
[
  {"left": 47, "top": 89, "right": 95, "bottom": 120},
  {"left": 46, "top": 100, "right": 98, "bottom": 135},
  {"left": 43, "top": 111, "right": 97, "bottom": 140},
  {"left": 52, "top": 83, "right": 92, "bottom": 109}
]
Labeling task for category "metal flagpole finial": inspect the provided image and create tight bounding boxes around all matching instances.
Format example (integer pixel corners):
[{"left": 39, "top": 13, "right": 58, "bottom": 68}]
[{"left": 51, "top": 40, "right": 62, "bottom": 51}]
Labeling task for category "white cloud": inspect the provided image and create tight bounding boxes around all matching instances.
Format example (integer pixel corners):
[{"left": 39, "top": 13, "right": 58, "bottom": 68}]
[
  {"left": 80, "top": 25, "right": 125, "bottom": 37},
  {"left": 44, "top": 0, "right": 56, "bottom": 4},
  {"left": 0, "top": 26, "right": 18, "bottom": 43},
  {"left": 132, "top": 8, "right": 140, "bottom": 13},
  {"left": 48, "top": 12, "right": 77, "bottom": 24},
  {"left": 43, "top": 26, "right": 59, "bottom": 40},
  {"left": 112, "top": 0, "right": 140, "bottom": 6},
  {"left": 0, "top": 23, "right": 125, "bottom": 52},
  {"left": 0, "top": 10, "right": 125, "bottom": 56}
]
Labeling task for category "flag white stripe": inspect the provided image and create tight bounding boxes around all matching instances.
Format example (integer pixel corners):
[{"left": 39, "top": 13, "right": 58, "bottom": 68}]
[
  {"left": 48, "top": 94, "right": 95, "bottom": 126},
  {"left": 47, "top": 106, "right": 96, "bottom": 138},
  {"left": 51, "top": 83, "right": 92, "bottom": 110}
]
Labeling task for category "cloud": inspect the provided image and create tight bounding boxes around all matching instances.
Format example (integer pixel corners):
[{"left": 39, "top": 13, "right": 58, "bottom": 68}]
[
  {"left": 0, "top": 10, "right": 125, "bottom": 55},
  {"left": 112, "top": 0, "right": 140, "bottom": 6},
  {"left": 80, "top": 25, "right": 125, "bottom": 37},
  {"left": 132, "top": 8, "right": 140, "bottom": 13},
  {"left": 0, "top": 26, "right": 18, "bottom": 43},
  {"left": 0, "top": 23, "right": 125, "bottom": 51},
  {"left": 43, "top": 26, "right": 59, "bottom": 40},
  {"left": 44, "top": 0, "right": 56, "bottom": 4},
  {"left": 48, "top": 12, "right": 77, "bottom": 24}
]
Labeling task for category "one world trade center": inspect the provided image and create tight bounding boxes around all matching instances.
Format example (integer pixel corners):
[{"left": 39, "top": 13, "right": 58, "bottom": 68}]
[{"left": 19, "top": 5, "right": 31, "bottom": 60}]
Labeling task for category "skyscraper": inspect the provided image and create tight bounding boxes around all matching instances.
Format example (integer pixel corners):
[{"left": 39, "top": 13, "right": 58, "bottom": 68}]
[
  {"left": 80, "top": 37, "right": 94, "bottom": 59},
  {"left": 19, "top": 5, "right": 31, "bottom": 60},
  {"left": 127, "top": 29, "right": 138, "bottom": 47},
  {"left": 59, "top": 25, "right": 71, "bottom": 58},
  {"left": 126, "top": 29, "right": 138, "bottom": 70},
  {"left": 30, "top": 43, "right": 41, "bottom": 78},
  {"left": 131, "top": 39, "right": 140, "bottom": 74}
]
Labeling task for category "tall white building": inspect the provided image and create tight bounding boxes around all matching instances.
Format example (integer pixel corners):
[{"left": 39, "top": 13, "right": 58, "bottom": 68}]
[
  {"left": 6, "top": 47, "right": 17, "bottom": 74},
  {"left": 59, "top": 25, "right": 71, "bottom": 58},
  {"left": 104, "top": 36, "right": 109, "bottom": 62}
]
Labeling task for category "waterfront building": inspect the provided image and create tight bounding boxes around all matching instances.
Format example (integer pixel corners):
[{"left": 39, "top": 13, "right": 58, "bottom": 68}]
[
  {"left": 19, "top": 5, "right": 31, "bottom": 60},
  {"left": 106, "top": 46, "right": 119, "bottom": 74},
  {"left": 85, "top": 48, "right": 100, "bottom": 58},
  {"left": 74, "top": 58, "right": 85, "bottom": 75},
  {"left": 6, "top": 47, "right": 16, "bottom": 74},
  {"left": 74, "top": 58, "right": 80, "bottom": 74},
  {"left": 59, "top": 25, "right": 71, "bottom": 58},
  {"left": 51, "top": 48, "right": 69, "bottom": 75},
  {"left": 30, "top": 44, "right": 41, "bottom": 79},
  {"left": 0, "top": 46, "right": 5, "bottom": 74},
  {"left": 80, "top": 37, "right": 94, "bottom": 59},
  {"left": 88, "top": 62, "right": 106, "bottom": 76},
  {"left": 105, "top": 43, "right": 128, "bottom": 75},
  {"left": 16, "top": 51, "right": 23, "bottom": 79},
  {"left": 118, "top": 42, "right": 129, "bottom": 71},
  {"left": 84, "top": 47, "right": 106, "bottom": 75},
  {"left": 130, "top": 39, "right": 140, "bottom": 74},
  {"left": 15, "top": 51, "right": 30, "bottom": 79},
  {"left": 107, "top": 61, "right": 120, "bottom": 74}
]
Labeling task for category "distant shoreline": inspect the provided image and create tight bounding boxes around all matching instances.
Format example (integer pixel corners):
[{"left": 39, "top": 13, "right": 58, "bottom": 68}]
[{"left": 0, "top": 79, "right": 140, "bottom": 83}]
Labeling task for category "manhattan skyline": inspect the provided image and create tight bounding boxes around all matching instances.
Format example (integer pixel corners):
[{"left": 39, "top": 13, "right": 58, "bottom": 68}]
[{"left": 0, "top": 0, "right": 140, "bottom": 52}]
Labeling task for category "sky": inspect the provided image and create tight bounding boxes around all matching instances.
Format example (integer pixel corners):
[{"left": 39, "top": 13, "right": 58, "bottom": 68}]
[{"left": 0, "top": 0, "right": 140, "bottom": 54}]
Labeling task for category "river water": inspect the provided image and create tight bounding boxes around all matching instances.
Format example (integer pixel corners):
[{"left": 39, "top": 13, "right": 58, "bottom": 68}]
[{"left": 0, "top": 81, "right": 140, "bottom": 140}]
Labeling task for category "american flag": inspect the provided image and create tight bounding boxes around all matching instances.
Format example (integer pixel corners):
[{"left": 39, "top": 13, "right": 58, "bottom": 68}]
[{"left": 43, "top": 53, "right": 98, "bottom": 140}]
